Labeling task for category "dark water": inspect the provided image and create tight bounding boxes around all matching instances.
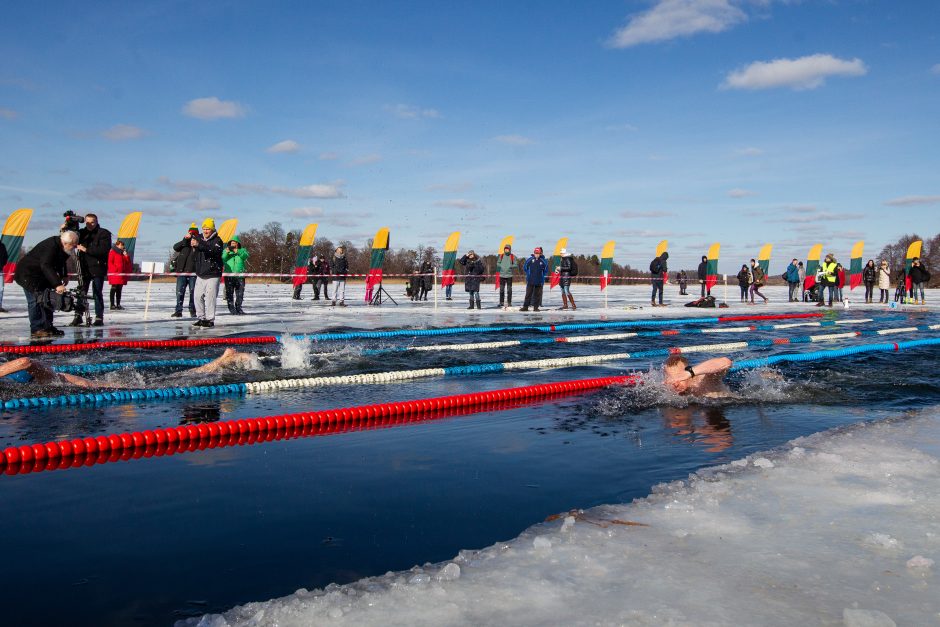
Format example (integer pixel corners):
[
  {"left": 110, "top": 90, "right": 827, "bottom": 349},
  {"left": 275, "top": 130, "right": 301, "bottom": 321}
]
[{"left": 1, "top": 311, "right": 938, "bottom": 626}]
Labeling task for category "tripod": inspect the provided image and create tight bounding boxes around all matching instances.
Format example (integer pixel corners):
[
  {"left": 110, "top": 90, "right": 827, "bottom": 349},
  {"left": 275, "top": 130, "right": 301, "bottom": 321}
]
[
  {"left": 369, "top": 282, "right": 398, "bottom": 306},
  {"left": 70, "top": 251, "right": 93, "bottom": 326}
]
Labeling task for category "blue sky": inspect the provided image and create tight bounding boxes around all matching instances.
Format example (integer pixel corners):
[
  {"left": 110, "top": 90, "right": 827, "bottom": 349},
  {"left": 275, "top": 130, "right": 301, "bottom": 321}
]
[{"left": 1, "top": 0, "right": 939, "bottom": 271}]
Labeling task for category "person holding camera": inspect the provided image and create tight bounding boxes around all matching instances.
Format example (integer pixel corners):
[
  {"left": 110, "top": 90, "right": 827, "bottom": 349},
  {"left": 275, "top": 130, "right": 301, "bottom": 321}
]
[
  {"left": 222, "top": 236, "right": 249, "bottom": 315},
  {"left": 171, "top": 223, "right": 199, "bottom": 318},
  {"left": 191, "top": 218, "right": 224, "bottom": 327},
  {"left": 14, "top": 231, "right": 78, "bottom": 338},
  {"left": 63, "top": 213, "right": 111, "bottom": 327}
]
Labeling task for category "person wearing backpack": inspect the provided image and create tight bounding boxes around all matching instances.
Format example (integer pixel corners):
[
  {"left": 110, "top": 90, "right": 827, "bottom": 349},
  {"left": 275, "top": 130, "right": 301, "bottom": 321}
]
[
  {"left": 557, "top": 248, "right": 578, "bottom": 310},
  {"left": 862, "top": 259, "right": 877, "bottom": 303},
  {"left": 749, "top": 259, "right": 768, "bottom": 304},
  {"left": 697, "top": 255, "right": 709, "bottom": 297},
  {"left": 171, "top": 223, "right": 199, "bottom": 318},
  {"left": 736, "top": 264, "right": 751, "bottom": 302},
  {"left": 650, "top": 252, "right": 668, "bottom": 306}
]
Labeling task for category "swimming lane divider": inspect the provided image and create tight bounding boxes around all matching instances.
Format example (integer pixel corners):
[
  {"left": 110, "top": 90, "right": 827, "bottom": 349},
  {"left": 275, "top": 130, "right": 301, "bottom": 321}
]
[
  {"left": 729, "top": 337, "right": 940, "bottom": 372},
  {"left": 0, "top": 374, "right": 637, "bottom": 475},
  {"left": 4, "top": 326, "right": 935, "bottom": 410},
  {"left": 0, "top": 312, "right": 825, "bottom": 354}
]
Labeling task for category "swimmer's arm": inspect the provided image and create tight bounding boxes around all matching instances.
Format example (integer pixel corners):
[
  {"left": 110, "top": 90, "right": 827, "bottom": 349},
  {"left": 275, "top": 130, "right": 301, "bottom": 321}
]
[{"left": 687, "top": 357, "right": 733, "bottom": 380}]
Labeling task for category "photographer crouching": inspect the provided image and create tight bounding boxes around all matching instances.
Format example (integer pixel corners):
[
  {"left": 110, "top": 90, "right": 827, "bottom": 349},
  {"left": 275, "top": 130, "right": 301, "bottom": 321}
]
[
  {"left": 62, "top": 211, "right": 112, "bottom": 327},
  {"left": 13, "top": 230, "right": 80, "bottom": 339}
]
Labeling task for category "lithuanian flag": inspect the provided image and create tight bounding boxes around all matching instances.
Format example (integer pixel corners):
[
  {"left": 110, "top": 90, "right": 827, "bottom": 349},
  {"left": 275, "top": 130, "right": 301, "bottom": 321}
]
[
  {"left": 116, "top": 211, "right": 143, "bottom": 262},
  {"left": 804, "top": 244, "right": 823, "bottom": 291},
  {"left": 757, "top": 243, "right": 772, "bottom": 276},
  {"left": 549, "top": 237, "right": 568, "bottom": 289},
  {"left": 1, "top": 208, "right": 32, "bottom": 284},
  {"left": 365, "top": 227, "right": 390, "bottom": 298},
  {"left": 849, "top": 241, "right": 864, "bottom": 290},
  {"left": 704, "top": 243, "right": 720, "bottom": 293},
  {"left": 441, "top": 232, "right": 460, "bottom": 287},
  {"left": 599, "top": 240, "right": 615, "bottom": 290},
  {"left": 292, "top": 223, "right": 318, "bottom": 287}
]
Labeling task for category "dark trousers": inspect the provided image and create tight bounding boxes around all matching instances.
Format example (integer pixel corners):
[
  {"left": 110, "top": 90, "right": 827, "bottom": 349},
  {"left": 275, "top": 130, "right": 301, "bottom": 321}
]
[
  {"left": 499, "top": 277, "right": 513, "bottom": 305},
  {"left": 651, "top": 278, "right": 664, "bottom": 304},
  {"left": 880, "top": 288, "right": 889, "bottom": 303},
  {"left": 24, "top": 288, "right": 54, "bottom": 333},
  {"left": 864, "top": 282, "right": 874, "bottom": 301},
  {"left": 312, "top": 279, "right": 330, "bottom": 300},
  {"left": 522, "top": 284, "right": 543, "bottom": 309},
  {"left": 818, "top": 283, "right": 835, "bottom": 305},
  {"left": 175, "top": 275, "right": 196, "bottom": 315},
  {"left": 78, "top": 275, "right": 105, "bottom": 319},
  {"left": 110, "top": 285, "right": 123, "bottom": 307},
  {"left": 739, "top": 285, "right": 748, "bottom": 300},
  {"left": 225, "top": 277, "right": 245, "bottom": 312}
]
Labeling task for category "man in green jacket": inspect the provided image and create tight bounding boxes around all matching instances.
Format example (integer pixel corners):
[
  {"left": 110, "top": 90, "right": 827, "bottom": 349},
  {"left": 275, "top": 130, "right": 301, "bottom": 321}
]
[{"left": 222, "top": 236, "right": 249, "bottom": 315}]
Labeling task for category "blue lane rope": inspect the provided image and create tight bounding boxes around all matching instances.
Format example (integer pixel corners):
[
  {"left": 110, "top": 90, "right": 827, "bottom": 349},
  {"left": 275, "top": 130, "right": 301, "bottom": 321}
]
[
  {"left": 53, "top": 358, "right": 213, "bottom": 375},
  {"left": 729, "top": 338, "right": 940, "bottom": 372}
]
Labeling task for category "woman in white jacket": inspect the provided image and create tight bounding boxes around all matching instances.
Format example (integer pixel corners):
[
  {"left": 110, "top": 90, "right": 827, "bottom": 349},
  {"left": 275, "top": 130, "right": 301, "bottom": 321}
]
[{"left": 877, "top": 260, "right": 891, "bottom": 303}]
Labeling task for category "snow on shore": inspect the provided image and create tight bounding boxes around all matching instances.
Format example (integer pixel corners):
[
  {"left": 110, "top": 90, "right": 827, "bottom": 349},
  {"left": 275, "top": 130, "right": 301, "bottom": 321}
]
[{"left": 188, "top": 410, "right": 940, "bottom": 627}]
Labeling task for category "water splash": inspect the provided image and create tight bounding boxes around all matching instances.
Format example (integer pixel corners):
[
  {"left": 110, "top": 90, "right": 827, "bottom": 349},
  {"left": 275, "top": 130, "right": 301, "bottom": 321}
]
[{"left": 279, "top": 335, "right": 311, "bottom": 370}]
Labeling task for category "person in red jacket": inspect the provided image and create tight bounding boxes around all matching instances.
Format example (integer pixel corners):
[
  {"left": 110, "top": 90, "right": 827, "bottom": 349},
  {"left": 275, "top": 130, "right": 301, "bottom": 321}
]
[{"left": 107, "top": 240, "right": 133, "bottom": 310}]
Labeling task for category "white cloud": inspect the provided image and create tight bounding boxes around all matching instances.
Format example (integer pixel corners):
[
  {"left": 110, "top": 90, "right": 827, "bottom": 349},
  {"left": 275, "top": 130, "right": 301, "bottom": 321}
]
[
  {"left": 157, "top": 177, "right": 218, "bottom": 192},
  {"left": 493, "top": 134, "right": 534, "bottom": 146},
  {"left": 102, "top": 124, "right": 146, "bottom": 141},
  {"left": 426, "top": 181, "right": 474, "bottom": 193},
  {"left": 386, "top": 104, "right": 441, "bottom": 119},
  {"left": 319, "top": 152, "right": 339, "bottom": 161},
  {"left": 187, "top": 198, "right": 221, "bottom": 211},
  {"left": 0, "top": 108, "right": 17, "bottom": 120},
  {"left": 723, "top": 54, "right": 867, "bottom": 90},
  {"left": 728, "top": 188, "right": 757, "bottom": 198},
  {"left": 884, "top": 195, "right": 940, "bottom": 207},
  {"left": 77, "top": 183, "right": 197, "bottom": 202},
  {"left": 266, "top": 140, "right": 301, "bottom": 154},
  {"left": 349, "top": 153, "right": 382, "bottom": 166},
  {"left": 289, "top": 206, "right": 325, "bottom": 218},
  {"left": 618, "top": 210, "right": 676, "bottom": 218},
  {"left": 736, "top": 146, "right": 763, "bottom": 156},
  {"left": 434, "top": 199, "right": 480, "bottom": 210},
  {"left": 608, "top": 0, "right": 747, "bottom": 48},
  {"left": 182, "top": 97, "right": 247, "bottom": 120},
  {"left": 227, "top": 182, "right": 345, "bottom": 199}
]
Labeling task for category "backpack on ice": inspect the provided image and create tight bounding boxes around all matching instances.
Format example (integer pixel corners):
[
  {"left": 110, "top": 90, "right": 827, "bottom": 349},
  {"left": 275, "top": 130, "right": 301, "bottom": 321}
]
[{"left": 685, "top": 295, "right": 716, "bottom": 308}]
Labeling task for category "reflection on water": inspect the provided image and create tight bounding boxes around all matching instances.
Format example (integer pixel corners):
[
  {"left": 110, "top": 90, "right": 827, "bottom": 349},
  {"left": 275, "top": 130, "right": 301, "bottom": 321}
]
[{"left": 660, "top": 405, "right": 733, "bottom": 452}]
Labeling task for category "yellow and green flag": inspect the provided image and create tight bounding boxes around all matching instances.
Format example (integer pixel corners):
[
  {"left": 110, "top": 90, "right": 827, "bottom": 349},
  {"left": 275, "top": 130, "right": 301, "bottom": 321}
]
[
  {"left": 494, "top": 235, "right": 514, "bottom": 290},
  {"left": 804, "top": 244, "right": 823, "bottom": 291},
  {"left": 599, "top": 240, "right": 615, "bottom": 290},
  {"left": 441, "top": 231, "right": 460, "bottom": 287},
  {"left": 757, "top": 243, "right": 772, "bottom": 276},
  {"left": 549, "top": 237, "right": 568, "bottom": 289},
  {"left": 1, "top": 208, "right": 32, "bottom": 284},
  {"left": 116, "top": 211, "right": 143, "bottom": 262},
  {"left": 218, "top": 219, "right": 238, "bottom": 243},
  {"left": 292, "top": 223, "right": 318, "bottom": 287},
  {"left": 905, "top": 240, "right": 923, "bottom": 291},
  {"left": 365, "top": 227, "right": 390, "bottom": 297}
]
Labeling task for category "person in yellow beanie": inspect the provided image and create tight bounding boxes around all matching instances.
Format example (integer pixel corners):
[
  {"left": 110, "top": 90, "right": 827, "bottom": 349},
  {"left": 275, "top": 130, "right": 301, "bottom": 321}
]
[
  {"left": 170, "top": 223, "right": 201, "bottom": 318},
  {"left": 189, "top": 218, "right": 224, "bottom": 327}
]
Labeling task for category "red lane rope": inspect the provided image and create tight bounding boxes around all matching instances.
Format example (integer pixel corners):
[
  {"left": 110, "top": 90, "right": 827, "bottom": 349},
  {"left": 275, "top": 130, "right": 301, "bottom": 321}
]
[
  {"left": 0, "top": 336, "right": 278, "bottom": 355},
  {"left": 718, "top": 313, "right": 824, "bottom": 322},
  {"left": 1, "top": 374, "right": 636, "bottom": 476}
]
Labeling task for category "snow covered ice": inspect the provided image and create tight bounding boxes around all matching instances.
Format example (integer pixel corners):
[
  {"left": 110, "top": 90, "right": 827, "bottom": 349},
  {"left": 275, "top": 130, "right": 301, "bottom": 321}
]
[{"left": 187, "top": 410, "right": 940, "bottom": 626}]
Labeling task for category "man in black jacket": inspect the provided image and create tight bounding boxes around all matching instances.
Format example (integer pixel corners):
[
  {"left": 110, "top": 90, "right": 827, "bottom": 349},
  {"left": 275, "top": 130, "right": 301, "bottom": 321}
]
[
  {"left": 697, "top": 255, "right": 709, "bottom": 297},
  {"left": 171, "top": 223, "right": 199, "bottom": 318},
  {"left": 191, "top": 219, "right": 224, "bottom": 327},
  {"left": 66, "top": 213, "right": 112, "bottom": 326},
  {"left": 14, "top": 231, "right": 78, "bottom": 338}
]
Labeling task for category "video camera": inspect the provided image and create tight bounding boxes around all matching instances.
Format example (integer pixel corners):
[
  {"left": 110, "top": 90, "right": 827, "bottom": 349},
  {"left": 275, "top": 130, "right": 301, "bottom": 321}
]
[
  {"left": 42, "top": 286, "right": 88, "bottom": 314},
  {"left": 62, "top": 210, "right": 86, "bottom": 232}
]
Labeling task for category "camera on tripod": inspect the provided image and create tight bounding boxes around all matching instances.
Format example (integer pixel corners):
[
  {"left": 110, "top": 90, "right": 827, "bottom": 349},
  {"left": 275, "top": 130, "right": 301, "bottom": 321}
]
[{"left": 63, "top": 210, "right": 85, "bottom": 232}]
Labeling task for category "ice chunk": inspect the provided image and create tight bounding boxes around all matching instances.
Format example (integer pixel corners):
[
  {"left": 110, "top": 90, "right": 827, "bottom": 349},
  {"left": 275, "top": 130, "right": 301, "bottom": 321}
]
[
  {"left": 842, "top": 608, "right": 896, "bottom": 627},
  {"left": 532, "top": 536, "right": 552, "bottom": 550},
  {"left": 436, "top": 563, "right": 460, "bottom": 581},
  {"left": 906, "top": 555, "right": 934, "bottom": 571},
  {"left": 752, "top": 457, "right": 774, "bottom": 468}
]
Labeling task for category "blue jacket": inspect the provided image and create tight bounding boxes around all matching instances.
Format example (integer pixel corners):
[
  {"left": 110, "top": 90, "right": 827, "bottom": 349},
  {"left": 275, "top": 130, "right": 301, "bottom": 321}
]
[
  {"left": 523, "top": 255, "right": 549, "bottom": 286},
  {"left": 785, "top": 262, "right": 800, "bottom": 283}
]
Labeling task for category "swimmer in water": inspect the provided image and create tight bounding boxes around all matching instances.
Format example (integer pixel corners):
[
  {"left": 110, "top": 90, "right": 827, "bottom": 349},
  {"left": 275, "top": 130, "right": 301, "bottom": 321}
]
[
  {"left": 0, "top": 348, "right": 256, "bottom": 388},
  {"left": 661, "top": 354, "right": 733, "bottom": 398}
]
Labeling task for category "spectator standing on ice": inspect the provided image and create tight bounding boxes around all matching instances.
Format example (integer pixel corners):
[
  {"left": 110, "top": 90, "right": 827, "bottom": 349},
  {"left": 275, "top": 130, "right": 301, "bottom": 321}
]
[
  {"left": 222, "top": 236, "right": 248, "bottom": 315},
  {"left": 520, "top": 247, "right": 549, "bottom": 312},
  {"left": 697, "top": 255, "right": 709, "bottom": 297},
  {"left": 816, "top": 253, "right": 838, "bottom": 307},
  {"left": 496, "top": 244, "right": 517, "bottom": 309},
  {"left": 877, "top": 260, "right": 891, "bottom": 303},
  {"left": 0, "top": 240, "right": 8, "bottom": 313},
  {"left": 459, "top": 250, "right": 485, "bottom": 309},
  {"left": 14, "top": 231, "right": 76, "bottom": 338},
  {"left": 676, "top": 270, "right": 688, "bottom": 295},
  {"left": 171, "top": 224, "right": 199, "bottom": 318},
  {"left": 736, "top": 264, "right": 751, "bottom": 302},
  {"left": 308, "top": 255, "right": 331, "bottom": 301},
  {"left": 649, "top": 251, "right": 668, "bottom": 307},
  {"left": 418, "top": 258, "right": 433, "bottom": 301},
  {"left": 191, "top": 219, "right": 224, "bottom": 327},
  {"left": 749, "top": 258, "right": 767, "bottom": 304},
  {"left": 557, "top": 248, "right": 578, "bottom": 310},
  {"left": 835, "top": 264, "right": 846, "bottom": 303},
  {"left": 785, "top": 258, "right": 800, "bottom": 302},
  {"left": 107, "top": 240, "right": 132, "bottom": 310},
  {"left": 798, "top": 262, "right": 806, "bottom": 298},
  {"left": 66, "top": 213, "right": 111, "bottom": 327},
  {"left": 909, "top": 258, "right": 930, "bottom": 305},
  {"left": 331, "top": 246, "right": 348, "bottom": 307},
  {"left": 862, "top": 259, "right": 877, "bottom": 303}
]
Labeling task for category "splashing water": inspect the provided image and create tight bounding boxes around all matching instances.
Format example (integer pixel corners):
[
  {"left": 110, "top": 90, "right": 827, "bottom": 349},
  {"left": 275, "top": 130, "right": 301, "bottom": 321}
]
[{"left": 279, "top": 335, "right": 311, "bottom": 370}]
